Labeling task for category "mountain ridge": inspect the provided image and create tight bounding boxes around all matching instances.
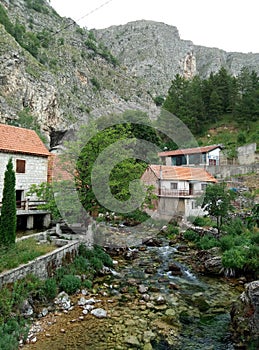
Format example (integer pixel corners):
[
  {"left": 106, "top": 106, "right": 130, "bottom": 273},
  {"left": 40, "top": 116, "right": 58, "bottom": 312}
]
[{"left": 1, "top": 1, "right": 259, "bottom": 147}]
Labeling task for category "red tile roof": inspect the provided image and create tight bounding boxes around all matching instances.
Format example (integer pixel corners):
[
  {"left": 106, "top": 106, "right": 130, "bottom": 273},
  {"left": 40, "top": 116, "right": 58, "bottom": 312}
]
[
  {"left": 149, "top": 165, "right": 217, "bottom": 183},
  {"left": 158, "top": 145, "right": 221, "bottom": 157},
  {"left": 0, "top": 124, "right": 50, "bottom": 156}
]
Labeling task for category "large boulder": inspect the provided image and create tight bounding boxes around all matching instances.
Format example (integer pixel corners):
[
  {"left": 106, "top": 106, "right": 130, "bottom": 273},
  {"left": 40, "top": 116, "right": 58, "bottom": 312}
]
[{"left": 230, "top": 280, "right": 259, "bottom": 347}]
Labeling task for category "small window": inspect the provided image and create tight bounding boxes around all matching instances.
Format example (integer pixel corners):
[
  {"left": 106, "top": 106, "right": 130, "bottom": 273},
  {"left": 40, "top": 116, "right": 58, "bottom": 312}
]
[
  {"left": 16, "top": 159, "right": 26, "bottom": 173},
  {"left": 170, "top": 182, "right": 178, "bottom": 190}
]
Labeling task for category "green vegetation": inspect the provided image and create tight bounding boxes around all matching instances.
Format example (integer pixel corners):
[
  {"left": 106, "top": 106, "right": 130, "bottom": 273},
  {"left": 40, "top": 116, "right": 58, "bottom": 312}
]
[
  {"left": 0, "top": 244, "right": 113, "bottom": 349},
  {"left": 27, "top": 182, "right": 61, "bottom": 220},
  {"left": 24, "top": 0, "right": 49, "bottom": 14},
  {"left": 59, "top": 275, "right": 81, "bottom": 294},
  {"left": 199, "top": 183, "right": 236, "bottom": 234},
  {"left": 0, "top": 159, "right": 16, "bottom": 247},
  {"left": 162, "top": 67, "right": 259, "bottom": 139},
  {"left": 61, "top": 111, "right": 161, "bottom": 222},
  {"left": 0, "top": 238, "right": 56, "bottom": 272},
  {"left": 183, "top": 215, "right": 259, "bottom": 275},
  {"left": 0, "top": 3, "right": 53, "bottom": 61}
]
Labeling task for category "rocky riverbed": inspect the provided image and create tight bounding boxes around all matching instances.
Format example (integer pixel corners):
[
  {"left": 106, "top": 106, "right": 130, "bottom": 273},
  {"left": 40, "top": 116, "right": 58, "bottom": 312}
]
[{"left": 22, "top": 225, "right": 248, "bottom": 350}]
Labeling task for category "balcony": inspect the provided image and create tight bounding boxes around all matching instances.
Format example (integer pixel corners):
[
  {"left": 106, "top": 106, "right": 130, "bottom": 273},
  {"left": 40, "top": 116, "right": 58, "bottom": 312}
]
[{"left": 158, "top": 189, "right": 204, "bottom": 198}]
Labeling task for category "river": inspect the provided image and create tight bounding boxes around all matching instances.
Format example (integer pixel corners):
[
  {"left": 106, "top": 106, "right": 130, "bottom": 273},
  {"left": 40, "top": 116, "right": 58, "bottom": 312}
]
[{"left": 24, "top": 227, "right": 243, "bottom": 349}]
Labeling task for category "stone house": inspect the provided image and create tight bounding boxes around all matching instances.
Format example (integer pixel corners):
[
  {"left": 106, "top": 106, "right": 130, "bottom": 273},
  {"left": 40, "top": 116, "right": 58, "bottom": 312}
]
[
  {"left": 141, "top": 164, "right": 217, "bottom": 219},
  {"left": 158, "top": 145, "right": 222, "bottom": 167},
  {"left": 0, "top": 124, "right": 51, "bottom": 207}
]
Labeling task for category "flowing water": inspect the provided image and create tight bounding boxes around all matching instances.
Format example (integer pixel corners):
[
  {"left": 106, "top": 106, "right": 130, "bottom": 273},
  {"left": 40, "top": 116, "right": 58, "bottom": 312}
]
[{"left": 25, "top": 228, "right": 243, "bottom": 350}]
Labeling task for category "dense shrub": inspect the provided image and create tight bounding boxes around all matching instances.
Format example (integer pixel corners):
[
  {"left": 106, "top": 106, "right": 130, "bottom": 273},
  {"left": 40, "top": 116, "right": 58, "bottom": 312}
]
[
  {"left": 43, "top": 278, "right": 57, "bottom": 300},
  {"left": 193, "top": 216, "right": 214, "bottom": 227},
  {"left": 196, "top": 236, "right": 219, "bottom": 250},
  {"left": 59, "top": 275, "right": 81, "bottom": 294},
  {"left": 183, "top": 229, "right": 200, "bottom": 242},
  {"left": 222, "top": 247, "right": 247, "bottom": 269}
]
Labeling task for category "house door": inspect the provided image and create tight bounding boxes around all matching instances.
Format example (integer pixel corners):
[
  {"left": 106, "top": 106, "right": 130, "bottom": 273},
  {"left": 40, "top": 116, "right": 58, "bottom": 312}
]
[
  {"left": 16, "top": 190, "right": 24, "bottom": 208},
  {"left": 189, "top": 183, "right": 194, "bottom": 195}
]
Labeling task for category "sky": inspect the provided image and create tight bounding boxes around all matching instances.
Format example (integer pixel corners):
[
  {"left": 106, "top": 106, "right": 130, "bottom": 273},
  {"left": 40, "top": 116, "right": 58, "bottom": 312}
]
[{"left": 50, "top": 0, "right": 259, "bottom": 54}]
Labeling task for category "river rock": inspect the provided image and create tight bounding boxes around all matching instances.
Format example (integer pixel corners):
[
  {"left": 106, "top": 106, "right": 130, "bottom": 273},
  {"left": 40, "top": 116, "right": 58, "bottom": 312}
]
[
  {"left": 139, "top": 284, "right": 149, "bottom": 294},
  {"left": 78, "top": 297, "right": 88, "bottom": 306},
  {"left": 91, "top": 308, "right": 107, "bottom": 318},
  {"left": 20, "top": 299, "right": 34, "bottom": 318},
  {"left": 168, "top": 262, "right": 182, "bottom": 276},
  {"left": 54, "top": 292, "right": 71, "bottom": 310},
  {"left": 155, "top": 295, "right": 166, "bottom": 305},
  {"left": 124, "top": 335, "right": 140, "bottom": 347},
  {"left": 142, "top": 237, "right": 163, "bottom": 247},
  {"left": 230, "top": 280, "right": 259, "bottom": 345},
  {"left": 204, "top": 256, "right": 223, "bottom": 275}
]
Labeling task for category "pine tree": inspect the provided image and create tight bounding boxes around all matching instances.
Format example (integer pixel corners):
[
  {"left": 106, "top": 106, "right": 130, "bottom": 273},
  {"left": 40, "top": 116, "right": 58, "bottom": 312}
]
[{"left": 0, "top": 158, "right": 17, "bottom": 246}]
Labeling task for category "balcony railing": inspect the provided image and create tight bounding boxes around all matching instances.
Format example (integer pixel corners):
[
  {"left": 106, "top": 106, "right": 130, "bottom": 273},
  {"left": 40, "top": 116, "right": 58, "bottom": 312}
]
[
  {"left": 158, "top": 189, "right": 204, "bottom": 197},
  {"left": 0, "top": 200, "right": 47, "bottom": 211}
]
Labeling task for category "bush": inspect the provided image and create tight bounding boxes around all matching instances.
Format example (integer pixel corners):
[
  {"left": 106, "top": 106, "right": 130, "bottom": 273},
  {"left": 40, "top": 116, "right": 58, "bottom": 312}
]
[
  {"left": 222, "top": 247, "right": 247, "bottom": 269},
  {"left": 196, "top": 236, "right": 219, "bottom": 250},
  {"left": 0, "top": 318, "right": 28, "bottom": 350},
  {"left": 81, "top": 279, "right": 92, "bottom": 289},
  {"left": 59, "top": 275, "right": 81, "bottom": 295},
  {"left": 89, "top": 257, "right": 103, "bottom": 271},
  {"left": 193, "top": 216, "right": 213, "bottom": 227},
  {"left": 43, "top": 278, "right": 57, "bottom": 300},
  {"left": 183, "top": 229, "right": 200, "bottom": 242},
  {"left": 73, "top": 256, "right": 91, "bottom": 274},
  {"left": 93, "top": 245, "right": 113, "bottom": 267}
]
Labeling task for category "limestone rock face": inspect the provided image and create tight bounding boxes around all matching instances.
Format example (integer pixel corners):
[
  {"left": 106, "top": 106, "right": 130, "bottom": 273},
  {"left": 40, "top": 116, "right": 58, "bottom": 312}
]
[
  {"left": 95, "top": 20, "right": 259, "bottom": 96},
  {"left": 1, "top": 1, "right": 259, "bottom": 147}
]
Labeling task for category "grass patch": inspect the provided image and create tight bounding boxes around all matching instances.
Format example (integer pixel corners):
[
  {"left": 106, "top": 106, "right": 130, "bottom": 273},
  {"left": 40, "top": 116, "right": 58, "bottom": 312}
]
[{"left": 0, "top": 238, "right": 56, "bottom": 273}]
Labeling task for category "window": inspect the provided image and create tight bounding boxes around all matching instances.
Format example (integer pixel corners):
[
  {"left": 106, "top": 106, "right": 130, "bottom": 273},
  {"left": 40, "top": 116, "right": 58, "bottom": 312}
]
[
  {"left": 16, "top": 159, "right": 26, "bottom": 173},
  {"left": 170, "top": 182, "right": 178, "bottom": 190}
]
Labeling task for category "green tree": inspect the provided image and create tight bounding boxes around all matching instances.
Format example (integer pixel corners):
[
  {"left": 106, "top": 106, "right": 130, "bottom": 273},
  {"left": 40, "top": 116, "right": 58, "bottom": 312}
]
[
  {"left": 61, "top": 113, "right": 159, "bottom": 221},
  {"left": 0, "top": 159, "right": 17, "bottom": 246},
  {"left": 200, "top": 183, "right": 236, "bottom": 234}
]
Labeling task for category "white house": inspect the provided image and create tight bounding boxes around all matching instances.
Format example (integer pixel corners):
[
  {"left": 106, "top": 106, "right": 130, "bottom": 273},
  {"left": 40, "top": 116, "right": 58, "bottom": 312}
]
[
  {"left": 141, "top": 164, "right": 217, "bottom": 219},
  {"left": 0, "top": 124, "right": 51, "bottom": 207},
  {"left": 158, "top": 145, "right": 222, "bottom": 167}
]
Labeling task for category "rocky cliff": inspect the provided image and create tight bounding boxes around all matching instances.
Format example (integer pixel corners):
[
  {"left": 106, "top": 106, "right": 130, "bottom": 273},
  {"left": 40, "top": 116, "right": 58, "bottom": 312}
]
[
  {"left": 95, "top": 20, "right": 259, "bottom": 96},
  {"left": 0, "top": 0, "right": 158, "bottom": 146},
  {"left": 1, "top": 1, "right": 259, "bottom": 147}
]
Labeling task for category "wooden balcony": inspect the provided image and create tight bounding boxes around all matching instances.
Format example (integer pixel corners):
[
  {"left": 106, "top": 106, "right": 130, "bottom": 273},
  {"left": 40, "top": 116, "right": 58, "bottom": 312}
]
[{"left": 0, "top": 200, "right": 47, "bottom": 211}]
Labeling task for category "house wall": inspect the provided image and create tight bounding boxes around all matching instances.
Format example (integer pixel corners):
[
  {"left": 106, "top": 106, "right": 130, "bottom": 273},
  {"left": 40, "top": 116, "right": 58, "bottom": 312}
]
[
  {"left": 163, "top": 147, "right": 221, "bottom": 166},
  {"left": 207, "top": 148, "right": 221, "bottom": 165},
  {"left": 160, "top": 180, "right": 205, "bottom": 192},
  {"left": 0, "top": 152, "right": 49, "bottom": 202}
]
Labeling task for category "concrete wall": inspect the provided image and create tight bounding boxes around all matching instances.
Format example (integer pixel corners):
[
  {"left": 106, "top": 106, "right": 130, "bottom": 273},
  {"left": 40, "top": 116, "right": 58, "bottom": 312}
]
[
  {"left": 0, "top": 152, "right": 49, "bottom": 201},
  {"left": 237, "top": 143, "right": 257, "bottom": 165},
  {"left": 206, "top": 163, "right": 259, "bottom": 179},
  {"left": 0, "top": 241, "right": 80, "bottom": 288}
]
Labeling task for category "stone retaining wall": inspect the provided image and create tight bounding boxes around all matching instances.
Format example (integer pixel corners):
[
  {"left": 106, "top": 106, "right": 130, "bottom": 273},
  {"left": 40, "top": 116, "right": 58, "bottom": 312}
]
[{"left": 0, "top": 241, "right": 80, "bottom": 288}]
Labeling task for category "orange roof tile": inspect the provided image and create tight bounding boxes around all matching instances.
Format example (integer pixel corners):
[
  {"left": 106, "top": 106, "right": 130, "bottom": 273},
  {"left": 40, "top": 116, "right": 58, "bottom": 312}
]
[
  {"left": 149, "top": 165, "right": 217, "bottom": 183},
  {"left": 0, "top": 124, "right": 50, "bottom": 156},
  {"left": 158, "top": 145, "right": 221, "bottom": 157}
]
